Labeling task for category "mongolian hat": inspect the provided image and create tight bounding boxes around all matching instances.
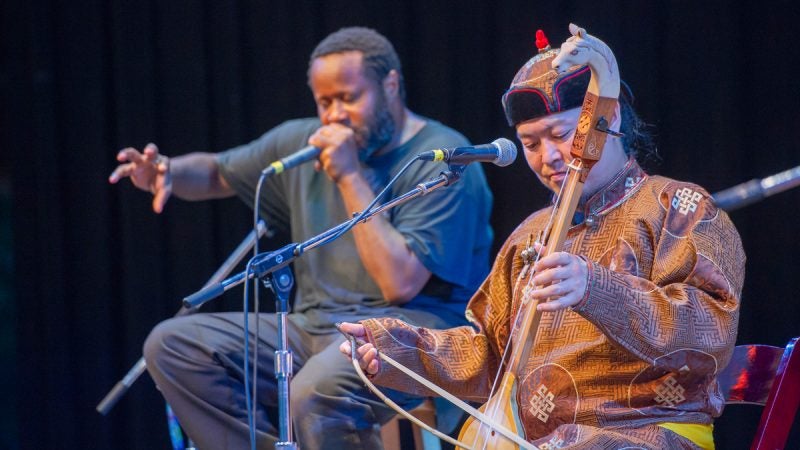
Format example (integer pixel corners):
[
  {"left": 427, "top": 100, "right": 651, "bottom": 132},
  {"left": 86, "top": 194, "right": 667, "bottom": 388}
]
[{"left": 502, "top": 30, "right": 590, "bottom": 126}]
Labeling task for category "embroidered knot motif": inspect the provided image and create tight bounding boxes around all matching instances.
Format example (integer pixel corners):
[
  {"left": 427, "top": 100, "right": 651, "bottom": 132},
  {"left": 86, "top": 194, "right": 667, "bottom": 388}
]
[
  {"left": 529, "top": 384, "right": 556, "bottom": 423},
  {"left": 654, "top": 375, "right": 686, "bottom": 407},
  {"left": 671, "top": 187, "right": 703, "bottom": 215},
  {"left": 538, "top": 436, "right": 566, "bottom": 449},
  {"left": 624, "top": 176, "right": 642, "bottom": 193}
]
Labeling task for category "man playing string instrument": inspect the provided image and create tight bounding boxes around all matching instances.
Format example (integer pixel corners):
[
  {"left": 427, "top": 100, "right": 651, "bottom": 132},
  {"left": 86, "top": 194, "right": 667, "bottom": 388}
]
[{"left": 340, "top": 26, "right": 743, "bottom": 449}]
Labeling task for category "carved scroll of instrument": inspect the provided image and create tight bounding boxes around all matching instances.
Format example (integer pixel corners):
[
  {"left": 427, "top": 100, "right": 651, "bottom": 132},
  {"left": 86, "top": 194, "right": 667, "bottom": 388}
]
[{"left": 457, "top": 24, "right": 622, "bottom": 449}]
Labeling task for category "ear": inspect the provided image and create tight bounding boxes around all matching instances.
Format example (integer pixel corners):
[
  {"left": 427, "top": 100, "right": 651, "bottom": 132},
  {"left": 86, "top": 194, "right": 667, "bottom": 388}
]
[{"left": 382, "top": 69, "right": 400, "bottom": 99}]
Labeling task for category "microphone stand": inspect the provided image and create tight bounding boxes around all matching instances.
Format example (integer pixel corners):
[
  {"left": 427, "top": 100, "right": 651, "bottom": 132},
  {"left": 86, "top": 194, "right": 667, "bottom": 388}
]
[
  {"left": 181, "top": 167, "right": 463, "bottom": 448},
  {"left": 96, "top": 220, "right": 269, "bottom": 416}
]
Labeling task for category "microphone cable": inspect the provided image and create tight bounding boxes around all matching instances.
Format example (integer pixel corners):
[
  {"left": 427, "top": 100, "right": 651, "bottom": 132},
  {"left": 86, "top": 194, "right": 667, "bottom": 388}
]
[{"left": 242, "top": 169, "right": 273, "bottom": 450}]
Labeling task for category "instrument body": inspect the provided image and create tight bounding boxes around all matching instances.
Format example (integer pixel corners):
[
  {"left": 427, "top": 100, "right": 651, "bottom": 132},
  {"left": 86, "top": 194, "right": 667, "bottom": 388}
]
[{"left": 457, "top": 372, "right": 524, "bottom": 449}]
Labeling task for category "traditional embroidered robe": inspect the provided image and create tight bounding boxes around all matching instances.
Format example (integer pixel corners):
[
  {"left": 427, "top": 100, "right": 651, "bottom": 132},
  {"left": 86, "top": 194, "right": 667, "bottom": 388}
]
[{"left": 362, "top": 160, "right": 744, "bottom": 448}]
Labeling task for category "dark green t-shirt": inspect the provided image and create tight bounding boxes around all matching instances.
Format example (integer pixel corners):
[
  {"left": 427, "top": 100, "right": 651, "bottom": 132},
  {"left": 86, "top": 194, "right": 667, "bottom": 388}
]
[{"left": 217, "top": 117, "right": 493, "bottom": 331}]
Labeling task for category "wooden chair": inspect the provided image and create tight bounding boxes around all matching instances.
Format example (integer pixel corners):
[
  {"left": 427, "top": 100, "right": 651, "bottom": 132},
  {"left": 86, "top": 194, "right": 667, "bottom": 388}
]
[{"left": 718, "top": 337, "right": 800, "bottom": 449}]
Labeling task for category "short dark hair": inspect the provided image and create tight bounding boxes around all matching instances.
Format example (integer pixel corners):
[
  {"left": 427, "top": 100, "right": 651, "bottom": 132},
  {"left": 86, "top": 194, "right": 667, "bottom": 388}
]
[{"left": 309, "top": 27, "right": 406, "bottom": 101}]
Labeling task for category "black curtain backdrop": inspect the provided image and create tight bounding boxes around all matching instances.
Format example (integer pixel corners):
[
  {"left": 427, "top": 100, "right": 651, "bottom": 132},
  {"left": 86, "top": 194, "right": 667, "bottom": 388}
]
[{"left": 4, "top": 1, "right": 800, "bottom": 449}]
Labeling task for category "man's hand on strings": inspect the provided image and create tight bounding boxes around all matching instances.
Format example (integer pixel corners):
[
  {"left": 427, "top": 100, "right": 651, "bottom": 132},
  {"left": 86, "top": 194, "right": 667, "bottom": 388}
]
[
  {"left": 108, "top": 143, "right": 173, "bottom": 213},
  {"left": 530, "top": 243, "right": 589, "bottom": 311},
  {"left": 338, "top": 322, "right": 381, "bottom": 375}
]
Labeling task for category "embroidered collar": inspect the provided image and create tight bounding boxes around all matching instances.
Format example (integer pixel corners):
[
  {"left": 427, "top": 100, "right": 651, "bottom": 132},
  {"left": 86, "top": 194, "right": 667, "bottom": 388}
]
[{"left": 572, "top": 158, "right": 647, "bottom": 226}]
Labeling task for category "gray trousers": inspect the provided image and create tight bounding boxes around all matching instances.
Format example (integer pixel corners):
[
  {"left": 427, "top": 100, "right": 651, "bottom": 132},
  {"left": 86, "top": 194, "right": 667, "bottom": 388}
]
[{"left": 143, "top": 310, "right": 444, "bottom": 450}]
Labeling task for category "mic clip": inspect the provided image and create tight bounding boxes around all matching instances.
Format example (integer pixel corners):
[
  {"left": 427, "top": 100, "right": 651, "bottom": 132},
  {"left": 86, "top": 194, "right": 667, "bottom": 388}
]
[
  {"left": 444, "top": 164, "right": 465, "bottom": 184},
  {"left": 446, "top": 163, "right": 465, "bottom": 174}
]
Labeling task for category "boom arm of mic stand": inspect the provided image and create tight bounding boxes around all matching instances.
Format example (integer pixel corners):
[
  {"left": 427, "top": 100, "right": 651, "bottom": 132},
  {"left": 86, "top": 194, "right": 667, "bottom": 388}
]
[
  {"left": 181, "top": 168, "right": 464, "bottom": 309},
  {"left": 96, "top": 220, "right": 269, "bottom": 415}
]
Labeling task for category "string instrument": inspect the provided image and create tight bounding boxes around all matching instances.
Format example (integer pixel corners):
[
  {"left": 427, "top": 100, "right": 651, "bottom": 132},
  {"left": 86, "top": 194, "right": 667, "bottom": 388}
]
[{"left": 456, "top": 24, "right": 621, "bottom": 449}]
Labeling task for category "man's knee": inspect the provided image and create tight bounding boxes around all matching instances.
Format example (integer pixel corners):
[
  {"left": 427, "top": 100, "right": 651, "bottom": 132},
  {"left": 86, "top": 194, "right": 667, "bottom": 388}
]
[
  {"left": 143, "top": 316, "right": 193, "bottom": 371},
  {"left": 291, "top": 370, "right": 355, "bottom": 415}
]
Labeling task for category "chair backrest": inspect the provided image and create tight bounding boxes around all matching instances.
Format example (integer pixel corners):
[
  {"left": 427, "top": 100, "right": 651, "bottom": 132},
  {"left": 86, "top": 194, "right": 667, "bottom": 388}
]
[{"left": 718, "top": 337, "right": 800, "bottom": 450}]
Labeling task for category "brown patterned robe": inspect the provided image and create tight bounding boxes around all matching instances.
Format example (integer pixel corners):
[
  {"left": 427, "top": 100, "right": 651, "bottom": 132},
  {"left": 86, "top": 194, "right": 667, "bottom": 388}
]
[{"left": 361, "top": 159, "right": 744, "bottom": 449}]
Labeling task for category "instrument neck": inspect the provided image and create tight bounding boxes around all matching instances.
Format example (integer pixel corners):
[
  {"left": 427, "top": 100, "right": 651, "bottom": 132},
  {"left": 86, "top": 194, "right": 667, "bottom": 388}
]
[{"left": 506, "top": 160, "right": 586, "bottom": 374}]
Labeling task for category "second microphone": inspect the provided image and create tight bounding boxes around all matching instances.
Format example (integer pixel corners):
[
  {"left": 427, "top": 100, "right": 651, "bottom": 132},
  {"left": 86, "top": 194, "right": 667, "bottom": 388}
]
[
  {"left": 261, "top": 145, "right": 321, "bottom": 177},
  {"left": 418, "top": 138, "right": 517, "bottom": 167}
]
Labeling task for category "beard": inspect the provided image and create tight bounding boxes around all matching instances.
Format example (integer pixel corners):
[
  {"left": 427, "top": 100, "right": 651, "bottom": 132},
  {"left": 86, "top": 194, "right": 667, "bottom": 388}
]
[{"left": 352, "top": 92, "right": 396, "bottom": 161}]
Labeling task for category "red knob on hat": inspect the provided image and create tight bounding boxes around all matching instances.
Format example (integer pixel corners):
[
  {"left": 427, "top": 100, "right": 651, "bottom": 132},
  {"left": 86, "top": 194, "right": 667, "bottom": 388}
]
[{"left": 535, "top": 29, "right": 550, "bottom": 52}]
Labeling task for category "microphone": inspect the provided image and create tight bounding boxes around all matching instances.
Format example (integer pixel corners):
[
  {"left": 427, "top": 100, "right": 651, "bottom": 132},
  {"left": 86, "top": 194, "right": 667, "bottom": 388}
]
[
  {"left": 712, "top": 165, "right": 800, "bottom": 211},
  {"left": 419, "top": 138, "right": 518, "bottom": 167},
  {"left": 261, "top": 145, "right": 321, "bottom": 177}
]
